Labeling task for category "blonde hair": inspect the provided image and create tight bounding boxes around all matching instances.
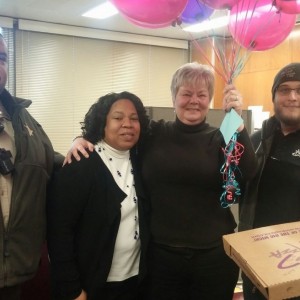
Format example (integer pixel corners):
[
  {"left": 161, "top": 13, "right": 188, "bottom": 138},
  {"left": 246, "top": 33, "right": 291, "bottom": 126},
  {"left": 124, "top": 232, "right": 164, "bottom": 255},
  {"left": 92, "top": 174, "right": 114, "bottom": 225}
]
[{"left": 170, "top": 62, "right": 215, "bottom": 101}]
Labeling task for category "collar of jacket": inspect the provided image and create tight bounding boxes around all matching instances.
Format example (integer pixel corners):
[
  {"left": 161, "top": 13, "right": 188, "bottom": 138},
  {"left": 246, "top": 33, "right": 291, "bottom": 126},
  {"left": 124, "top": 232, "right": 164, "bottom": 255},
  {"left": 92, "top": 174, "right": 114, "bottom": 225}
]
[
  {"left": 261, "top": 116, "right": 280, "bottom": 141},
  {"left": 0, "top": 89, "right": 32, "bottom": 118}
]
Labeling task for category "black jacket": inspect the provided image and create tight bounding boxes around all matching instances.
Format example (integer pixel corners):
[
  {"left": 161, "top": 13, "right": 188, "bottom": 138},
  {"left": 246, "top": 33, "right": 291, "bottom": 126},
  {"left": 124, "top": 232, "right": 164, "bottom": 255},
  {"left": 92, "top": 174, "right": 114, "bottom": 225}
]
[
  {"left": 0, "top": 88, "right": 55, "bottom": 287},
  {"left": 47, "top": 150, "right": 150, "bottom": 300},
  {"left": 239, "top": 116, "right": 280, "bottom": 231}
]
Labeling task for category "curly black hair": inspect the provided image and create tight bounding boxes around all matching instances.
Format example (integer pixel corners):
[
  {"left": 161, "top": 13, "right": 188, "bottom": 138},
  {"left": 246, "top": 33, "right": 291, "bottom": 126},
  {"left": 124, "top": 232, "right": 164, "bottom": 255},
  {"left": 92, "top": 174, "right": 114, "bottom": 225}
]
[{"left": 81, "top": 91, "right": 149, "bottom": 145}]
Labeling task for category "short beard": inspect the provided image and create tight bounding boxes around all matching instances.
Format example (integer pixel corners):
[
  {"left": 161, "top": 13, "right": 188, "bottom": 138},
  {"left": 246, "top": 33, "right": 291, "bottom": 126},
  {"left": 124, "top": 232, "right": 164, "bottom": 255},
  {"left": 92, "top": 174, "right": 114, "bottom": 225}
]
[{"left": 275, "top": 107, "right": 300, "bottom": 129}]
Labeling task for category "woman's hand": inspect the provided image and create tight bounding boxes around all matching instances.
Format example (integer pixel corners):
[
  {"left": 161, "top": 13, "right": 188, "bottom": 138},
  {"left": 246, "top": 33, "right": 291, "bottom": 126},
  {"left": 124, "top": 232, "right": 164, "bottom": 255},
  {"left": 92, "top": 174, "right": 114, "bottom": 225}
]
[
  {"left": 222, "top": 84, "right": 244, "bottom": 132},
  {"left": 63, "top": 137, "right": 95, "bottom": 165},
  {"left": 74, "top": 290, "right": 87, "bottom": 300}
]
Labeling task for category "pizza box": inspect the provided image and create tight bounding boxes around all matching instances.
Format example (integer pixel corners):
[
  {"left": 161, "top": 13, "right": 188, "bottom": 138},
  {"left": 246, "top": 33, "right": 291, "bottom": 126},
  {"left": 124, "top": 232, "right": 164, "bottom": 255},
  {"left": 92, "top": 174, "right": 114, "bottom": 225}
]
[{"left": 223, "top": 222, "right": 300, "bottom": 300}]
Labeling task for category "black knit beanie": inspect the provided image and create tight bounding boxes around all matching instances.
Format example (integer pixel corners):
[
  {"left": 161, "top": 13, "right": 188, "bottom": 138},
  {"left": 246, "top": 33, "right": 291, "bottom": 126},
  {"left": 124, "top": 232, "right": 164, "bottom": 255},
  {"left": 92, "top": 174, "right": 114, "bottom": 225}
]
[{"left": 271, "top": 63, "right": 300, "bottom": 100}]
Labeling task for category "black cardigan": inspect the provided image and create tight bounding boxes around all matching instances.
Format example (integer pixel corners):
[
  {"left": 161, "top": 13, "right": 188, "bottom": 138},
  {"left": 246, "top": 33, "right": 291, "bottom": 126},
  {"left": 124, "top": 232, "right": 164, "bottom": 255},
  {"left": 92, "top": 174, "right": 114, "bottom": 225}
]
[{"left": 47, "top": 150, "right": 150, "bottom": 300}]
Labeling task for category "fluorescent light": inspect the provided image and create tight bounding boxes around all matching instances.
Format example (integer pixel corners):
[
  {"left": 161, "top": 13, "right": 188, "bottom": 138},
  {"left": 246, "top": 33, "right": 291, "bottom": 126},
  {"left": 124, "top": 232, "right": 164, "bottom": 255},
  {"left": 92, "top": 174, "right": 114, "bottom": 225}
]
[
  {"left": 183, "top": 15, "right": 229, "bottom": 33},
  {"left": 82, "top": 2, "right": 118, "bottom": 19}
]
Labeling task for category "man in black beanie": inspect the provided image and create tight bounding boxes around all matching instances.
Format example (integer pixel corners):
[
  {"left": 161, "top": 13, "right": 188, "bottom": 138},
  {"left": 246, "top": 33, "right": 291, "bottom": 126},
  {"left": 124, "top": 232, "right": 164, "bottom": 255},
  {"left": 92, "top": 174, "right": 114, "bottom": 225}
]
[{"left": 239, "top": 62, "right": 300, "bottom": 300}]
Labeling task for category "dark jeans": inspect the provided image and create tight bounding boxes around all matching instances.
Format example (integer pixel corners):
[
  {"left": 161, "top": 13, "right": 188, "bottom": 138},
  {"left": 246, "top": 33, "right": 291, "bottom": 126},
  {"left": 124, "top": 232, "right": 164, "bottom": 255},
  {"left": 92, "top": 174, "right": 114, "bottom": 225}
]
[
  {"left": 242, "top": 273, "right": 300, "bottom": 300},
  {"left": 145, "top": 242, "right": 239, "bottom": 300},
  {"left": 0, "top": 285, "right": 21, "bottom": 300},
  {"left": 242, "top": 273, "right": 266, "bottom": 300}
]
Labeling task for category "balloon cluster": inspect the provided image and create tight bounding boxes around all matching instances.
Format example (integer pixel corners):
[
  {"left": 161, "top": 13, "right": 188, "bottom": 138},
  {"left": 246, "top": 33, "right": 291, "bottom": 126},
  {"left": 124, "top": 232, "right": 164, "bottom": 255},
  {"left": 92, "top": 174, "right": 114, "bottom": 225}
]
[
  {"left": 109, "top": 0, "right": 298, "bottom": 209},
  {"left": 110, "top": 0, "right": 298, "bottom": 52}
]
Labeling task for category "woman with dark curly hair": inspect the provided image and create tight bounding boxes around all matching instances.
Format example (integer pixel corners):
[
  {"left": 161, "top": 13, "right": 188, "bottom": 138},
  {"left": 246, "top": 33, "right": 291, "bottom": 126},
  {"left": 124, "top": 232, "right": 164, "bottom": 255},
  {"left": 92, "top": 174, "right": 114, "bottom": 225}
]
[{"left": 47, "top": 91, "right": 150, "bottom": 300}]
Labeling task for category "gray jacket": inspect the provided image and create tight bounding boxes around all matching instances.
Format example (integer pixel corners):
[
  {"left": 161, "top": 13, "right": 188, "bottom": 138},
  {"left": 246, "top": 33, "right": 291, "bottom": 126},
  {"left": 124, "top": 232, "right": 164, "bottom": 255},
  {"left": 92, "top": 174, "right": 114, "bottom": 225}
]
[{"left": 0, "top": 88, "right": 55, "bottom": 287}]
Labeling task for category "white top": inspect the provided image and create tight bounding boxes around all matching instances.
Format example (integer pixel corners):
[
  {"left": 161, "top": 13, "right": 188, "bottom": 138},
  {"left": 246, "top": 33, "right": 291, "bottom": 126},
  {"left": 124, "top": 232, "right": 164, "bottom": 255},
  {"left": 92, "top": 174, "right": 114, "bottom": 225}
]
[{"left": 96, "top": 140, "right": 140, "bottom": 282}]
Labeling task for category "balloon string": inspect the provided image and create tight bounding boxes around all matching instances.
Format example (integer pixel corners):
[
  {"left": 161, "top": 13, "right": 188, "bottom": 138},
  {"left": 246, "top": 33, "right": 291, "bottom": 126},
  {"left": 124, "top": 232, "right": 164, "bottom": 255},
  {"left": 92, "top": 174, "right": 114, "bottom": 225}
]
[
  {"left": 179, "top": 7, "right": 253, "bottom": 84},
  {"left": 246, "top": 3, "right": 277, "bottom": 51},
  {"left": 186, "top": 33, "right": 228, "bottom": 82},
  {"left": 179, "top": 0, "right": 282, "bottom": 83}
]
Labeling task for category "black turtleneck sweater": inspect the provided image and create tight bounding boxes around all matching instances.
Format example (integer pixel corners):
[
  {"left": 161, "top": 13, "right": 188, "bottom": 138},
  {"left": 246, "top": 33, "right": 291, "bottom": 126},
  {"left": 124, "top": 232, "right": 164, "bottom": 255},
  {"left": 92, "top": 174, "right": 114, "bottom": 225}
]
[{"left": 141, "top": 117, "right": 256, "bottom": 249}]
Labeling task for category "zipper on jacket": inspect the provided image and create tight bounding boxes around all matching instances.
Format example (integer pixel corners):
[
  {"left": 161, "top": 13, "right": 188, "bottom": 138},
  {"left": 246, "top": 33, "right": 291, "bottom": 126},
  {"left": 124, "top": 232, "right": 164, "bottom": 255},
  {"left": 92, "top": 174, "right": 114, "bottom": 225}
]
[{"left": 270, "top": 156, "right": 279, "bottom": 161}]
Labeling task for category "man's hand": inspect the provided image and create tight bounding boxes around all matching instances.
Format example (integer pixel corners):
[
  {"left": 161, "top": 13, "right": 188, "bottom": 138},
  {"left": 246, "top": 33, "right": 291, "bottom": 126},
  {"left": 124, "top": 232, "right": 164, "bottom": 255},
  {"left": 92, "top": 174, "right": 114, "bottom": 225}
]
[{"left": 63, "top": 137, "right": 95, "bottom": 166}]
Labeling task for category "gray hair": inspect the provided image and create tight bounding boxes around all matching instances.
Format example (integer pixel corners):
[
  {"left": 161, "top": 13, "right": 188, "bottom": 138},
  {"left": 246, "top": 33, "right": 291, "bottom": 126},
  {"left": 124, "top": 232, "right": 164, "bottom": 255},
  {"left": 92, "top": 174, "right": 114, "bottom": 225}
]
[{"left": 170, "top": 62, "right": 215, "bottom": 102}]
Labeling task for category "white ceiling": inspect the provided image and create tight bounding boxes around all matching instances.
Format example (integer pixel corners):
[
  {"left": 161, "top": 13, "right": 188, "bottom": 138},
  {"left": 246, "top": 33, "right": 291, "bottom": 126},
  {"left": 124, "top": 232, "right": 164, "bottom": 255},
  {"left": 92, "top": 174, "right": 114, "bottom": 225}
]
[
  {"left": 0, "top": 0, "right": 299, "bottom": 41},
  {"left": 0, "top": 0, "right": 232, "bottom": 41}
]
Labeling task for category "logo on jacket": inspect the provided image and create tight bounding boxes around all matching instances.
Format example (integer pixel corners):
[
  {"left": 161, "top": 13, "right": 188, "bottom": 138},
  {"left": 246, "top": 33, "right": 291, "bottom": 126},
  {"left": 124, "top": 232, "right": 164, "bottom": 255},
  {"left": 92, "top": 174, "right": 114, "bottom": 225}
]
[
  {"left": 292, "top": 149, "right": 300, "bottom": 157},
  {"left": 24, "top": 123, "right": 33, "bottom": 136}
]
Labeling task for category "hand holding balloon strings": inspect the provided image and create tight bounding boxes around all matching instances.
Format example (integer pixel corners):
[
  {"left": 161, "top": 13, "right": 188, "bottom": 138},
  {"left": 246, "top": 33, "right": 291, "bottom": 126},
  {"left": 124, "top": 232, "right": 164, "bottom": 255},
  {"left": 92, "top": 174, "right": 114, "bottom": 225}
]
[{"left": 220, "top": 84, "right": 244, "bottom": 208}]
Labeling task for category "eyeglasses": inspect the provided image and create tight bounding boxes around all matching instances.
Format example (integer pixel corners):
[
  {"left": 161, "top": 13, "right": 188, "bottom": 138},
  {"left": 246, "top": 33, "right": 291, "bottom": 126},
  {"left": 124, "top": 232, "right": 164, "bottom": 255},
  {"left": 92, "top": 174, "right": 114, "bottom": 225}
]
[{"left": 276, "top": 87, "right": 300, "bottom": 96}]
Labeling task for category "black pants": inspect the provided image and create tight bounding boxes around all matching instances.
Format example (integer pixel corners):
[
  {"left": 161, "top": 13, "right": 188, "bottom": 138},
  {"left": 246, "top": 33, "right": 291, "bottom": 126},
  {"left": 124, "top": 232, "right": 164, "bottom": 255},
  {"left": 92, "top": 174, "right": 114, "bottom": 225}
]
[
  {"left": 101, "top": 275, "right": 144, "bottom": 300},
  {"left": 145, "top": 242, "right": 239, "bottom": 300},
  {"left": 242, "top": 273, "right": 266, "bottom": 300},
  {"left": 0, "top": 285, "right": 21, "bottom": 300}
]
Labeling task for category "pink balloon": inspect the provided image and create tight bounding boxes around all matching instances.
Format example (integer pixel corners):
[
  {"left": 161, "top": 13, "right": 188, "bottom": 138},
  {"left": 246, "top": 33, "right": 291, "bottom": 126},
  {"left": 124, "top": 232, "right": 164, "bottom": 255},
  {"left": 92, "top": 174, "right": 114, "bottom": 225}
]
[
  {"left": 275, "top": 0, "right": 300, "bottom": 14},
  {"left": 110, "top": 0, "right": 188, "bottom": 28},
  {"left": 200, "top": 0, "right": 242, "bottom": 9},
  {"left": 124, "top": 16, "right": 175, "bottom": 29},
  {"left": 229, "top": 0, "right": 296, "bottom": 51},
  {"left": 181, "top": 0, "right": 214, "bottom": 24}
]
